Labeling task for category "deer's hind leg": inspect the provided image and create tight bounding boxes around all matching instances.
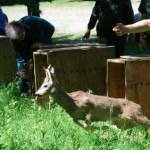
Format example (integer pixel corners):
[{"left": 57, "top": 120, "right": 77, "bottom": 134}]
[{"left": 84, "top": 112, "right": 101, "bottom": 131}]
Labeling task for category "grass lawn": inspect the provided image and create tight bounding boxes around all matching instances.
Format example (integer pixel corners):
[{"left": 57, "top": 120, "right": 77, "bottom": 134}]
[
  {"left": 0, "top": 83, "right": 150, "bottom": 150},
  {"left": 2, "top": 0, "right": 143, "bottom": 44},
  {"left": 0, "top": 0, "right": 150, "bottom": 149},
  {"left": 2, "top": 0, "right": 96, "bottom": 43}
]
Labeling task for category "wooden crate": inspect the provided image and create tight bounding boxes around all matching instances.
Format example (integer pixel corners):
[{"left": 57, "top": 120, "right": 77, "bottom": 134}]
[
  {"left": 0, "top": 36, "right": 17, "bottom": 83},
  {"left": 33, "top": 44, "right": 115, "bottom": 105},
  {"left": 107, "top": 56, "right": 150, "bottom": 119}
]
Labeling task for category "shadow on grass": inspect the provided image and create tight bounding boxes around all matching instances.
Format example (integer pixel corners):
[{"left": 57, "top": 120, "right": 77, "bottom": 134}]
[
  {"left": 52, "top": 34, "right": 97, "bottom": 44},
  {"left": 68, "top": 0, "right": 95, "bottom": 2},
  {"left": 52, "top": 34, "right": 150, "bottom": 57},
  {"left": 125, "top": 42, "right": 150, "bottom": 56}
]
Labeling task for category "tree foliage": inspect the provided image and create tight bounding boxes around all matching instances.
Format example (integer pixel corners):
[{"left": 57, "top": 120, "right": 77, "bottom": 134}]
[
  {"left": 0, "top": 0, "right": 53, "bottom": 6},
  {"left": 0, "top": 0, "right": 53, "bottom": 16}
]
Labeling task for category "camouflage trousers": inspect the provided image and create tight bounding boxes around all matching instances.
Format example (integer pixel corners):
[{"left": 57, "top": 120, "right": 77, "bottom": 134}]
[{"left": 16, "top": 58, "right": 34, "bottom": 96}]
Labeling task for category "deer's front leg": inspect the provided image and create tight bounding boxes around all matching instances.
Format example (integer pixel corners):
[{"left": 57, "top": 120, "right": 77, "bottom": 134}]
[
  {"left": 73, "top": 119, "right": 92, "bottom": 130},
  {"left": 85, "top": 112, "right": 102, "bottom": 131}
]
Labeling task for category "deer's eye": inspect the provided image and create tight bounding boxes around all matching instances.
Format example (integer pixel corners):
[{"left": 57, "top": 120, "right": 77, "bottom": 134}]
[{"left": 44, "top": 85, "right": 48, "bottom": 88}]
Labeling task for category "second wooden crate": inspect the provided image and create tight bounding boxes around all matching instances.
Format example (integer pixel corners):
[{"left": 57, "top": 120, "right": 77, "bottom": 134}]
[{"left": 107, "top": 56, "right": 150, "bottom": 119}]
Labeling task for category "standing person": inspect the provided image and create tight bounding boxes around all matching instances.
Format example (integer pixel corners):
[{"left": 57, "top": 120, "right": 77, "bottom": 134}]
[
  {"left": 5, "top": 16, "right": 55, "bottom": 94},
  {"left": 82, "top": 0, "right": 134, "bottom": 58},
  {"left": 0, "top": 7, "right": 6, "bottom": 35},
  {"left": 138, "top": 0, "right": 150, "bottom": 49}
]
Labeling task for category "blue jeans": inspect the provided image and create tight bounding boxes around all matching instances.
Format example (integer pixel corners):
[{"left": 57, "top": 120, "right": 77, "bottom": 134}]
[{"left": 17, "top": 58, "right": 30, "bottom": 93}]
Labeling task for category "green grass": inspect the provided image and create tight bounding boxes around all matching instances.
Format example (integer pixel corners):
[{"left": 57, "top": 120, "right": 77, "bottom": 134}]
[
  {"left": 0, "top": 83, "right": 149, "bottom": 150},
  {"left": 2, "top": 0, "right": 96, "bottom": 43},
  {"left": 2, "top": 0, "right": 141, "bottom": 43}
]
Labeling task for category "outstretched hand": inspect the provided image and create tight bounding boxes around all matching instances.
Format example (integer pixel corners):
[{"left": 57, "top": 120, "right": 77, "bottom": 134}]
[
  {"left": 113, "top": 23, "right": 127, "bottom": 36},
  {"left": 81, "top": 29, "right": 91, "bottom": 41}
]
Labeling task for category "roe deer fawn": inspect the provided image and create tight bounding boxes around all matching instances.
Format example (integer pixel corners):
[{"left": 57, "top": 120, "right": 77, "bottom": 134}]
[{"left": 35, "top": 65, "right": 150, "bottom": 132}]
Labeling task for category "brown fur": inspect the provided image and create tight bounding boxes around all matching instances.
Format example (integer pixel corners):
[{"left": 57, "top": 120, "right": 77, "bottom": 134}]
[{"left": 35, "top": 65, "right": 150, "bottom": 131}]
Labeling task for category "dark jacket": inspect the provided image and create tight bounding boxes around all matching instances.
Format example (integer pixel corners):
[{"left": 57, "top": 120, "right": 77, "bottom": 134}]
[
  {"left": 0, "top": 7, "right": 5, "bottom": 34},
  {"left": 88, "top": 0, "right": 134, "bottom": 35},
  {"left": 13, "top": 16, "right": 55, "bottom": 60},
  {"left": 139, "top": 0, "right": 150, "bottom": 17}
]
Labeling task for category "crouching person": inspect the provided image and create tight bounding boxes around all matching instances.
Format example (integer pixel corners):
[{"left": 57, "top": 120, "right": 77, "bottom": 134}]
[{"left": 5, "top": 16, "right": 55, "bottom": 95}]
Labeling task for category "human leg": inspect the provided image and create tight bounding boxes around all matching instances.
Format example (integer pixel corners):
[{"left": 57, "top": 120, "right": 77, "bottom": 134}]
[{"left": 16, "top": 58, "right": 30, "bottom": 93}]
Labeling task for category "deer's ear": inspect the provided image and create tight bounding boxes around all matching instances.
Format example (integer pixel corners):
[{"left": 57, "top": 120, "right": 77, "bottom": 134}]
[
  {"left": 43, "top": 66, "right": 46, "bottom": 71},
  {"left": 47, "top": 65, "right": 51, "bottom": 70},
  {"left": 50, "top": 66, "right": 55, "bottom": 74},
  {"left": 47, "top": 64, "right": 54, "bottom": 74}
]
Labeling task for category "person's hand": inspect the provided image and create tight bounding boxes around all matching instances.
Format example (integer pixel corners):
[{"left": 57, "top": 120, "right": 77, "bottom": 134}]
[
  {"left": 113, "top": 23, "right": 127, "bottom": 36},
  {"left": 82, "top": 29, "right": 91, "bottom": 41},
  {"left": 30, "top": 42, "right": 44, "bottom": 51}
]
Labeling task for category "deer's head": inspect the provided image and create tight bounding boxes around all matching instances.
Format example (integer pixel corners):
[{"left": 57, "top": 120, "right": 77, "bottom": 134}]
[{"left": 35, "top": 65, "right": 55, "bottom": 99}]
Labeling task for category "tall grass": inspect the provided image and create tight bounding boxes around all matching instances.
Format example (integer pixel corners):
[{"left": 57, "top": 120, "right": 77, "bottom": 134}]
[{"left": 0, "top": 83, "right": 149, "bottom": 149}]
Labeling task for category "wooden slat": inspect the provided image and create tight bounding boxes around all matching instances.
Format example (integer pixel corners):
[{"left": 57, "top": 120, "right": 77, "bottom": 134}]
[
  {"left": 125, "top": 59, "right": 150, "bottom": 118},
  {"left": 39, "top": 43, "right": 107, "bottom": 50},
  {"left": 0, "top": 36, "right": 17, "bottom": 83},
  {"left": 33, "top": 53, "right": 49, "bottom": 106},
  {"left": 37, "top": 45, "right": 114, "bottom": 53},
  {"left": 33, "top": 53, "right": 47, "bottom": 90},
  {"left": 107, "top": 59, "right": 125, "bottom": 98},
  {"left": 120, "top": 54, "right": 150, "bottom": 60}
]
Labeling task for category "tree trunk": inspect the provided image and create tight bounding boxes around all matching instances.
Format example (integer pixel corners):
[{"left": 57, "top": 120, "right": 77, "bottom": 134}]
[{"left": 27, "top": 0, "right": 41, "bottom": 17}]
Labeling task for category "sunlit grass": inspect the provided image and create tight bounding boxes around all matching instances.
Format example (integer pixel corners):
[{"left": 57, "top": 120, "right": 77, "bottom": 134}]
[{"left": 0, "top": 83, "right": 149, "bottom": 149}]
